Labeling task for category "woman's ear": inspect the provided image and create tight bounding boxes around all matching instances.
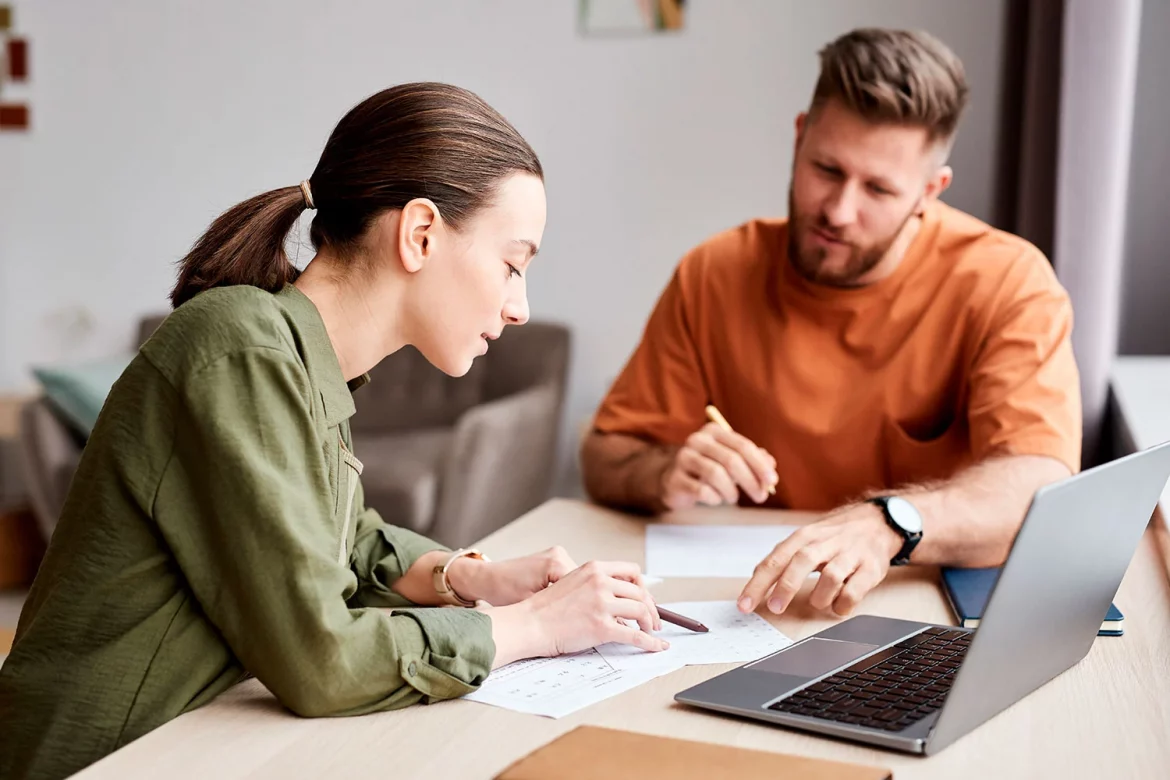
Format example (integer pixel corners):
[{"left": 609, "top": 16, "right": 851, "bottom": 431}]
[{"left": 398, "top": 198, "right": 442, "bottom": 274}]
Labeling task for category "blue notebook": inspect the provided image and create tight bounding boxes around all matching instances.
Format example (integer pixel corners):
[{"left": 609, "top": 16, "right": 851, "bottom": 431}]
[{"left": 941, "top": 567, "right": 1124, "bottom": 636}]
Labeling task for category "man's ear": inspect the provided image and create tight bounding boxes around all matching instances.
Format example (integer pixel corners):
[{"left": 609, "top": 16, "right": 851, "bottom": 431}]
[
  {"left": 915, "top": 165, "right": 953, "bottom": 215},
  {"left": 795, "top": 111, "right": 809, "bottom": 151},
  {"left": 398, "top": 198, "right": 442, "bottom": 274}
]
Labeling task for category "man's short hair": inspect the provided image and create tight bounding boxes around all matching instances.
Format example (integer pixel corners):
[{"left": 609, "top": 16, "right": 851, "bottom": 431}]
[{"left": 812, "top": 28, "right": 969, "bottom": 149}]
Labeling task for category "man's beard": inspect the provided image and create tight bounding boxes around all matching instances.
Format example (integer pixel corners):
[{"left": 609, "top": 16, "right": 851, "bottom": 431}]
[{"left": 786, "top": 188, "right": 916, "bottom": 288}]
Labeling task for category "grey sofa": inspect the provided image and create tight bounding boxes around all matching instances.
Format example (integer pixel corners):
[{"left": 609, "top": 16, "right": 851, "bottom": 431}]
[{"left": 20, "top": 315, "right": 570, "bottom": 550}]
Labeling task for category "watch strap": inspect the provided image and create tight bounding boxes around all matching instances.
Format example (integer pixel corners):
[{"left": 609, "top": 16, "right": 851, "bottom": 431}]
[
  {"left": 432, "top": 548, "right": 488, "bottom": 607},
  {"left": 868, "top": 496, "right": 922, "bottom": 566}
]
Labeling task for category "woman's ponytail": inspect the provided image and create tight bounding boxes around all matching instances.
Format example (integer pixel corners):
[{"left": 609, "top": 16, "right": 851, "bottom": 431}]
[{"left": 169, "top": 184, "right": 310, "bottom": 308}]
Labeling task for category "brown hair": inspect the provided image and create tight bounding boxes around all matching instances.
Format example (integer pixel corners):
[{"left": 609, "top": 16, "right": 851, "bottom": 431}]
[
  {"left": 170, "top": 82, "right": 543, "bottom": 307},
  {"left": 811, "top": 28, "right": 969, "bottom": 147}
]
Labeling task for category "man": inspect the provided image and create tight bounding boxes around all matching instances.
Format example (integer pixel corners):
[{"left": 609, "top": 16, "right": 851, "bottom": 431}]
[{"left": 580, "top": 28, "right": 1080, "bottom": 620}]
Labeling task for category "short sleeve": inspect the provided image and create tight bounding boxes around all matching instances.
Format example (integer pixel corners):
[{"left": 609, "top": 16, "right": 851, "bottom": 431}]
[
  {"left": 592, "top": 264, "right": 710, "bottom": 445},
  {"left": 967, "top": 256, "right": 1082, "bottom": 473}
]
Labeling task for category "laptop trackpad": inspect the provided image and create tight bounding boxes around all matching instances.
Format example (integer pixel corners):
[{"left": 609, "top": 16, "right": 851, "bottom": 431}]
[{"left": 748, "top": 638, "right": 881, "bottom": 679}]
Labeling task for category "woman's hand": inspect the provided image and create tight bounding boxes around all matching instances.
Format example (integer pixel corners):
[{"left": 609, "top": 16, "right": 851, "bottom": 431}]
[
  {"left": 482, "top": 561, "right": 667, "bottom": 668},
  {"left": 448, "top": 546, "right": 576, "bottom": 607}
]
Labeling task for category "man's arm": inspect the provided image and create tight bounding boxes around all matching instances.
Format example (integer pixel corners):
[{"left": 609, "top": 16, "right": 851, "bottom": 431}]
[
  {"left": 886, "top": 454, "right": 1071, "bottom": 566},
  {"left": 581, "top": 427, "right": 777, "bottom": 515},
  {"left": 580, "top": 431, "right": 676, "bottom": 515},
  {"left": 737, "top": 454, "right": 1071, "bottom": 617},
  {"left": 584, "top": 249, "right": 777, "bottom": 516}
]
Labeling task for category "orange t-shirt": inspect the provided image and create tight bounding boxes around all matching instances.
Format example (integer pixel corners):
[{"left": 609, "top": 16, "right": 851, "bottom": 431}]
[{"left": 592, "top": 201, "right": 1082, "bottom": 511}]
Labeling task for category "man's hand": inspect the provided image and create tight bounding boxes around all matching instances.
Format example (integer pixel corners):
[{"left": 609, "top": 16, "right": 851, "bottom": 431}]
[
  {"left": 737, "top": 503, "right": 903, "bottom": 617},
  {"left": 660, "top": 423, "right": 778, "bottom": 510}
]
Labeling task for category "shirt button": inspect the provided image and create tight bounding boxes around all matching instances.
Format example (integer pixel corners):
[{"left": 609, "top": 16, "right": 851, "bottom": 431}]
[{"left": 407, "top": 662, "right": 417, "bottom": 677}]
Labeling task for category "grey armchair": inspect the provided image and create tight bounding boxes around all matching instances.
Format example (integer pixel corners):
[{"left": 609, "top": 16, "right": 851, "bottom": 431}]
[
  {"left": 19, "top": 398, "right": 82, "bottom": 542},
  {"left": 20, "top": 313, "right": 570, "bottom": 550},
  {"left": 20, "top": 316, "right": 166, "bottom": 541},
  {"left": 351, "top": 321, "right": 571, "bottom": 548}
]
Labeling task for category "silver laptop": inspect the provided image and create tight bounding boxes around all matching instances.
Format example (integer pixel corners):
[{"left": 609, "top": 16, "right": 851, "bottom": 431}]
[{"left": 675, "top": 442, "right": 1170, "bottom": 755}]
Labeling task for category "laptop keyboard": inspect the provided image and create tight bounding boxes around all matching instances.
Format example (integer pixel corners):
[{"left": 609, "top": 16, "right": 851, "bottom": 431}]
[{"left": 767, "top": 626, "right": 972, "bottom": 732}]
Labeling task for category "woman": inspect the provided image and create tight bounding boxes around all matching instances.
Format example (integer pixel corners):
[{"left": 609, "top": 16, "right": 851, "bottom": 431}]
[{"left": 0, "top": 83, "right": 667, "bottom": 780}]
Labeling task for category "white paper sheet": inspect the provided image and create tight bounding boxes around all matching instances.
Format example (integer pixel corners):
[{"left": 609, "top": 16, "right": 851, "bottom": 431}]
[
  {"left": 595, "top": 601, "right": 791, "bottom": 670},
  {"left": 461, "top": 651, "right": 663, "bottom": 719},
  {"left": 463, "top": 601, "right": 791, "bottom": 718},
  {"left": 644, "top": 524, "right": 797, "bottom": 578}
]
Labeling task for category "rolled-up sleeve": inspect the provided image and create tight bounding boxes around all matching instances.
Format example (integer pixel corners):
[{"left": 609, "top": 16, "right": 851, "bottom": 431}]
[
  {"left": 389, "top": 607, "right": 497, "bottom": 700},
  {"left": 156, "top": 346, "right": 494, "bottom": 717},
  {"left": 348, "top": 478, "right": 446, "bottom": 609},
  {"left": 347, "top": 483, "right": 498, "bottom": 694}
]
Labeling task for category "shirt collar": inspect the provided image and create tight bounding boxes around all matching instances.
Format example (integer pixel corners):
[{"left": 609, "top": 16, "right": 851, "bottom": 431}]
[{"left": 275, "top": 284, "right": 370, "bottom": 429}]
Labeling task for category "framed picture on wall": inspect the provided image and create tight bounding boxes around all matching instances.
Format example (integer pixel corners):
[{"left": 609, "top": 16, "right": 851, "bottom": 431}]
[{"left": 579, "top": 0, "right": 685, "bottom": 36}]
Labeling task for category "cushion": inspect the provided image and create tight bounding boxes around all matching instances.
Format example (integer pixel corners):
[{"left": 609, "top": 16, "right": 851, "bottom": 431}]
[{"left": 32, "top": 354, "right": 134, "bottom": 437}]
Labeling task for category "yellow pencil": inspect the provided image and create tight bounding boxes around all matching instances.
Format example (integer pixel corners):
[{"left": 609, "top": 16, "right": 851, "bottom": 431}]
[
  {"left": 704, "top": 404, "right": 732, "bottom": 432},
  {"left": 705, "top": 404, "right": 776, "bottom": 495}
]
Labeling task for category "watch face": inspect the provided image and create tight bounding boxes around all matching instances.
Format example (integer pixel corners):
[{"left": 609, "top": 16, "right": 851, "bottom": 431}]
[{"left": 886, "top": 497, "right": 923, "bottom": 533}]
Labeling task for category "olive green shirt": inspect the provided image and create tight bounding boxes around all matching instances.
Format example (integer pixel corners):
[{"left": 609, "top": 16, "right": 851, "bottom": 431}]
[{"left": 0, "top": 284, "right": 495, "bottom": 780}]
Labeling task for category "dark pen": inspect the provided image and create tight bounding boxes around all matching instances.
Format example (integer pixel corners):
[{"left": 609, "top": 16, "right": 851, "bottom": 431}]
[{"left": 656, "top": 606, "right": 709, "bottom": 633}]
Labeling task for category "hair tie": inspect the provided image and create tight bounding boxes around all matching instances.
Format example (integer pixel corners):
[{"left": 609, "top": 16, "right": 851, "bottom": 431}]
[{"left": 299, "top": 180, "right": 316, "bottom": 210}]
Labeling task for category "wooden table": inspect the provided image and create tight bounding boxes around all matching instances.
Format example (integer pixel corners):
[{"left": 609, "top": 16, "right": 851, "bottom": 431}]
[
  {"left": 76, "top": 499, "right": 1170, "bottom": 779},
  {"left": 1111, "top": 356, "right": 1170, "bottom": 576},
  {"left": 1113, "top": 357, "right": 1170, "bottom": 504}
]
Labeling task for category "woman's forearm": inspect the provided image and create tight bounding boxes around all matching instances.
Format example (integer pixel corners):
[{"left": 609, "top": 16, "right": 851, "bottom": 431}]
[
  {"left": 389, "top": 552, "right": 547, "bottom": 668},
  {"left": 389, "top": 550, "right": 488, "bottom": 605}
]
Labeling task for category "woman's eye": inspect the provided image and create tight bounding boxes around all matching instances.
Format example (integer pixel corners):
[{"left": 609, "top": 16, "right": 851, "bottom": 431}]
[{"left": 507, "top": 263, "right": 522, "bottom": 279}]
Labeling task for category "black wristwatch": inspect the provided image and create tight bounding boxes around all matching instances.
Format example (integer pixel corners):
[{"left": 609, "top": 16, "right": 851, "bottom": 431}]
[{"left": 868, "top": 496, "right": 923, "bottom": 566}]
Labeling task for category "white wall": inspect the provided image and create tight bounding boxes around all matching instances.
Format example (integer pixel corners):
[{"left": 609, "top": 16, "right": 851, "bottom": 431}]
[
  {"left": 0, "top": 0, "right": 1008, "bottom": 495},
  {"left": 1120, "top": 0, "right": 1170, "bottom": 355}
]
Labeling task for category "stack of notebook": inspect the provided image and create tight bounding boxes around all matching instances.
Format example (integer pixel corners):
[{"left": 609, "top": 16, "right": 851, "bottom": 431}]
[{"left": 941, "top": 566, "right": 1124, "bottom": 636}]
